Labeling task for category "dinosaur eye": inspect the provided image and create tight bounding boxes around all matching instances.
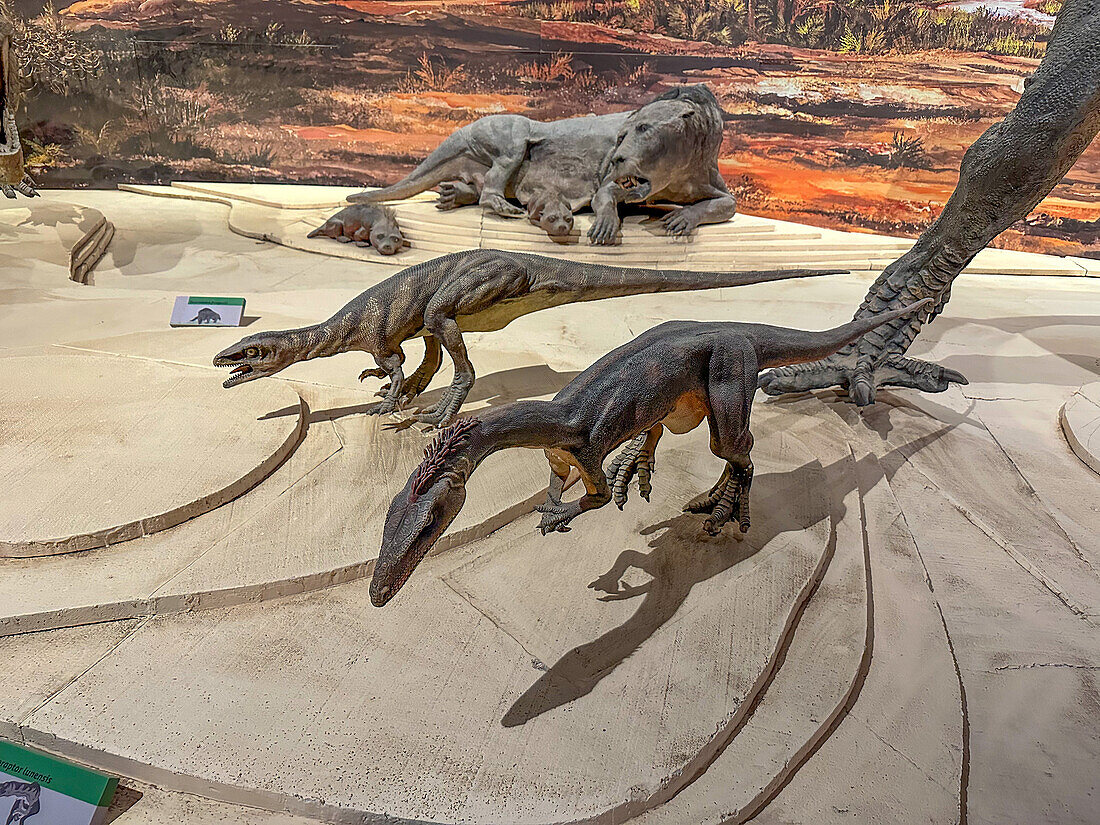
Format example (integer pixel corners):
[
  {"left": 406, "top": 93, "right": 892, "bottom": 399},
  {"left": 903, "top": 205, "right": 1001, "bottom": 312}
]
[
  {"left": 244, "top": 347, "right": 260, "bottom": 358},
  {"left": 636, "top": 123, "right": 650, "bottom": 133}
]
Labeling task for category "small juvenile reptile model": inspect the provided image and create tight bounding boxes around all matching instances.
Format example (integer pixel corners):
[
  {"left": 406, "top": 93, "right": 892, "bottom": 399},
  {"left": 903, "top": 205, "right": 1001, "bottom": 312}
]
[
  {"left": 307, "top": 204, "right": 404, "bottom": 255},
  {"left": 369, "top": 298, "right": 931, "bottom": 606},
  {"left": 213, "top": 249, "right": 841, "bottom": 426}
]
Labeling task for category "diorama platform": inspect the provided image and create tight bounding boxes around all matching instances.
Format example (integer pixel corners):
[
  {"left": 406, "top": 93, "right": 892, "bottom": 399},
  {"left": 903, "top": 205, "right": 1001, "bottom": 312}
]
[{"left": 1, "top": 186, "right": 1097, "bottom": 825}]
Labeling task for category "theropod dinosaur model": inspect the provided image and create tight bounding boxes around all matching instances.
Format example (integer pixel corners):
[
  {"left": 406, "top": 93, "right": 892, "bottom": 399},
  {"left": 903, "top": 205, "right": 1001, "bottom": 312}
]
[
  {"left": 761, "top": 0, "right": 1100, "bottom": 405},
  {"left": 370, "top": 299, "right": 930, "bottom": 606},
  {"left": 0, "top": 10, "right": 36, "bottom": 198},
  {"left": 0, "top": 781, "right": 40, "bottom": 825},
  {"left": 214, "top": 250, "right": 840, "bottom": 427}
]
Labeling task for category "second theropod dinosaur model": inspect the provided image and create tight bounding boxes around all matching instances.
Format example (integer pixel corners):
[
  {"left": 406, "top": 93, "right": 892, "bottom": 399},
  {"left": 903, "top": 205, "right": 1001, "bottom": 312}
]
[
  {"left": 369, "top": 299, "right": 931, "bottom": 606},
  {"left": 214, "top": 249, "right": 841, "bottom": 427}
]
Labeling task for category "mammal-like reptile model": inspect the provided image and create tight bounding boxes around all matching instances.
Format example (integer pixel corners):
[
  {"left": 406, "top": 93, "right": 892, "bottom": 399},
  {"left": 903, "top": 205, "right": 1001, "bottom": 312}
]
[
  {"left": 587, "top": 85, "right": 736, "bottom": 245},
  {"left": 344, "top": 107, "right": 629, "bottom": 221},
  {"left": 213, "top": 249, "right": 841, "bottom": 427},
  {"left": 190, "top": 307, "right": 222, "bottom": 324},
  {"left": 307, "top": 204, "right": 404, "bottom": 255},
  {"left": 0, "top": 780, "right": 40, "bottom": 825},
  {"left": 0, "top": 12, "right": 37, "bottom": 198},
  {"left": 369, "top": 299, "right": 930, "bottom": 606},
  {"left": 433, "top": 125, "right": 621, "bottom": 238},
  {"left": 317, "top": 84, "right": 736, "bottom": 244}
]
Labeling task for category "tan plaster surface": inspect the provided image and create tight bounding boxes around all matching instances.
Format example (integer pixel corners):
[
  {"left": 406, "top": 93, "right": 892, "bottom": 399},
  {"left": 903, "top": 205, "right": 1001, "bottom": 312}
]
[
  {"left": 0, "top": 349, "right": 304, "bottom": 556},
  {"left": 0, "top": 186, "right": 1097, "bottom": 825}
]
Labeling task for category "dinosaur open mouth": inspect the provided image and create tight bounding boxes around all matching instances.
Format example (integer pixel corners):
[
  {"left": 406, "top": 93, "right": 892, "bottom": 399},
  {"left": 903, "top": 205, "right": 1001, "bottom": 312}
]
[
  {"left": 615, "top": 175, "right": 651, "bottom": 202},
  {"left": 218, "top": 364, "right": 253, "bottom": 387}
]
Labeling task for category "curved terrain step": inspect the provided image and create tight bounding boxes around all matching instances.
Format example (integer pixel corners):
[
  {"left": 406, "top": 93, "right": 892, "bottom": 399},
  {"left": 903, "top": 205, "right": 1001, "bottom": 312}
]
[
  {"left": 0, "top": 349, "right": 306, "bottom": 558},
  {"left": 0, "top": 377, "right": 549, "bottom": 636},
  {"left": 17, "top": 403, "right": 858, "bottom": 824},
  {"left": 1060, "top": 382, "right": 1100, "bottom": 475}
]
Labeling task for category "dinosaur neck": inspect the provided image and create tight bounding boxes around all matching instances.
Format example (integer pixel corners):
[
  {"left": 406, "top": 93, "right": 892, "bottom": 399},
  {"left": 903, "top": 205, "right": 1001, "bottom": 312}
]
[
  {"left": 462, "top": 402, "right": 570, "bottom": 468},
  {"left": 279, "top": 322, "right": 350, "bottom": 363}
]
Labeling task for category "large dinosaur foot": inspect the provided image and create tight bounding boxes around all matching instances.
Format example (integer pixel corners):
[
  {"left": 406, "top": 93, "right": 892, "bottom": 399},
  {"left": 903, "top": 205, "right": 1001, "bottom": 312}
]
[
  {"left": 758, "top": 352, "right": 968, "bottom": 406},
  {"left": 684, "top": 461, "right": 753, "bottom": 535},
  {"left": 414, "top": 377, "right": 472, "bottom": 428},
  {"left": 535, "top": 500, "right": 583, "bottom": 535},
  {"left": 607, "top": 432, "right": 657, "bottom": 509},
  {"left": 1, "top": 174, "right": 38, "bottom": 198}
]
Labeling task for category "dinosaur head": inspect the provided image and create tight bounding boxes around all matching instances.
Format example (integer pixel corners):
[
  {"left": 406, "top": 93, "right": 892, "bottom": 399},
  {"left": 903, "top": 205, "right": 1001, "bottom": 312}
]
[
  {"left": 605, "top": 85, "right": 725, "bottom": 203},
  {"left": 371, "top": 418, "right": 482, "bottom": 606},
  {"left": 213, "top": 329, "right": 306, "bottom": 387}
]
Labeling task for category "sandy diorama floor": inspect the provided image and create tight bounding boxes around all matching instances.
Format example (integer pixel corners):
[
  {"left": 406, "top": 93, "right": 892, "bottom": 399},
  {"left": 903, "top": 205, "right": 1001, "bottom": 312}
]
[{"left": 1, "top": 186, "right": 1098, "bottom": 825}]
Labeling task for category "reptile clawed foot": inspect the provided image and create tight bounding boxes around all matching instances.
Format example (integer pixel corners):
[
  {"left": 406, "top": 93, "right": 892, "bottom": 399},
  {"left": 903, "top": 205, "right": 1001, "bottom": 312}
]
[
  {"left": 359, "top": 367, "right": 388, "bottom": 382},
  {"left": 535, "top": 502, "right": 578, "bottom": 534},
  {"left": 660, "top": 208, "right": 696, "bottom": 238},
  {"left": 482, "top": 194, "right": 526, "bottom": 219},
  {"left": 759, "top": 350, "right": 967, "bottom": 406},
  {"left": 686, "top": 464, "right": 752, "bottom": 535}
]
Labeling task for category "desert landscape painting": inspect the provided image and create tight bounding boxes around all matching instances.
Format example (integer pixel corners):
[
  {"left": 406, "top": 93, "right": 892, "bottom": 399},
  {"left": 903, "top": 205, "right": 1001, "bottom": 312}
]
[{"left": 7, "top": 0, "right": 1099, "bottom": 255}]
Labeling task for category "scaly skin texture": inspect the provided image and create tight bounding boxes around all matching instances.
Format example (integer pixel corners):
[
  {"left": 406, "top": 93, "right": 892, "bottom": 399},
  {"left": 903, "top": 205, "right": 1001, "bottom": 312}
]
[
  {"left": 0, "top": 17, "right": 37, "bottom": 199},
  {"left": 0, "top": 780, "right": 41, "bottom": 825},
  {"left": 213, "top": 249, "right": 842, "bottom": 427},
  {"left": 370, "top": 299, "right": 930, "bottom": 606},
  {"left": 760, "top": 0, "right": 1100, "bottom": 405},
  {"left": 307, "top": 204, "right": 404, "bottom": 255}
]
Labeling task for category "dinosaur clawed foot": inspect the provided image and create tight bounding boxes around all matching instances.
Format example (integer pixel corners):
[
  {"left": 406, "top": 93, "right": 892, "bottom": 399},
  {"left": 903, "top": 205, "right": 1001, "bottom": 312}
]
[
  {"left": 759, "top": 351, "right": 967, "bottom": 407},
  {"left": 535, "top": 501, "right": 581, "bottom": 534},
  {"left": 684, "top": 462, "right": 752, "bottom": 535},
  {"left": 1, "top": 175, "right": 38, "bottom": 199},
  {"left": 607, "top": 432, "right": 657, "bottom": 509}
]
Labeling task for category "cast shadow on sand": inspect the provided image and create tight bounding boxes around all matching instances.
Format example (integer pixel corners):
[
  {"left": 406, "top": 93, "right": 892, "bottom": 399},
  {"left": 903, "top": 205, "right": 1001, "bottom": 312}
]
[
  {"left": 259, "top": 363, "right": 582, "bottom": 425},
  {"left": 501, "top": 417, "right": 955, "bottom": 728}
]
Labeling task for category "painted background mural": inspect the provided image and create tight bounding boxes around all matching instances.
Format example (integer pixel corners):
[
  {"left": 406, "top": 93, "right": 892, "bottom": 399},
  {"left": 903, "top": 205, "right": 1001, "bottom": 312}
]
[{"left": 6, "top": 0, "right": 1099, "bottom": 256}]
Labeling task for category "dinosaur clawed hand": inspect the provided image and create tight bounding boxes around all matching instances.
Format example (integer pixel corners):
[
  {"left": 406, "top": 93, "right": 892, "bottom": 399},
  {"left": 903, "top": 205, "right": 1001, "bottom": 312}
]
[
  {"left": 758, "top": 351, "right": 967, "bottom": 407},
  {"left": 684, "top": 462, "right": 753, "bottom": 535},
  {"left": 607, "top": 432, "right": 657, "bottom": 509}
]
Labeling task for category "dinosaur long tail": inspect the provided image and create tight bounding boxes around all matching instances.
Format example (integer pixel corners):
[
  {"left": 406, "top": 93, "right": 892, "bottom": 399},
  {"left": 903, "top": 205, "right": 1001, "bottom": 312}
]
[
  {"left": 347, "top": 131, "right": 474, "bottom": 204},
  {"left": 754, "top": 299, "right": 934, "bottom": 369},
  {"left": 556, "top": 261, "right": 847, "bottom": 302}
]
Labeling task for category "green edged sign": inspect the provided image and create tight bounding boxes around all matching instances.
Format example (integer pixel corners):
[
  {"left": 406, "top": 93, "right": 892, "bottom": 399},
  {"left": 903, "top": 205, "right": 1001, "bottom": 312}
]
[{"left": 0, "top": 740, "right": 117, "bottom": 825}]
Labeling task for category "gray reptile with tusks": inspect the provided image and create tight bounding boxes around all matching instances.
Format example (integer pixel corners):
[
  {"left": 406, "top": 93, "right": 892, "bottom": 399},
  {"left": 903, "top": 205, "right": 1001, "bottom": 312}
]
[
  {"left": 370, "top": 298, "right": 931, "bottom": 606},
  {"left": 213, "top": 249, "right": 842, "bottom": 427}
]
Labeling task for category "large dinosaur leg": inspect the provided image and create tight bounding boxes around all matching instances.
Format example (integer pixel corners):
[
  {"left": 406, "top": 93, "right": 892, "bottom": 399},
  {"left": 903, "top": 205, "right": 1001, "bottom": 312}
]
[{"left": 760, "top": 0, "right": 1100, "bottom": 405}]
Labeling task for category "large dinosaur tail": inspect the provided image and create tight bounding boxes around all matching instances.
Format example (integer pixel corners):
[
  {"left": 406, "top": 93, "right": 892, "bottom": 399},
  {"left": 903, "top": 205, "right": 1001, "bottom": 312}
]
[
  {"left": 754, "top": 299, "right": 934, "bottom": 369},
  {"left": 558, "top": 260, "right": 846, "bottom": 302},
  {"left": 346, "top": 131, "right": 473, "bottom": 204}
]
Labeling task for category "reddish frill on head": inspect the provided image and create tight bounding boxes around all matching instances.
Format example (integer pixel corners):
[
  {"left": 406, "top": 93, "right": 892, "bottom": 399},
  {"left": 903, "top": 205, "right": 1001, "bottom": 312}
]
[{"left": 408, "top": 417, "right": 480, "bottom": 502}]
